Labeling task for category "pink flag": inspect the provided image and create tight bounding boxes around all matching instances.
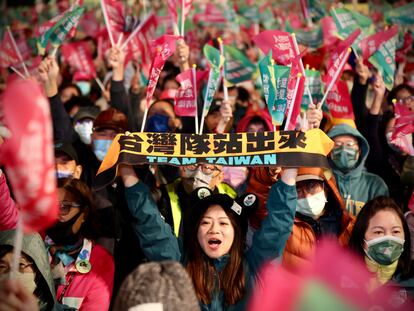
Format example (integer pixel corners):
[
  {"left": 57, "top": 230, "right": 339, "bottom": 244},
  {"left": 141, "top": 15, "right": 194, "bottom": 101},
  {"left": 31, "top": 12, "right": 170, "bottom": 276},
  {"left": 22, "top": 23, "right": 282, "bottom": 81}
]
[
  {"left": 167, "top": 0, "right": 178, "bottom": 28},
  {"left": 102, "top": 0, "right": 125, "bottom": 42},
  {"left": 324, "top": 29, "right": 360, "bottom": 90},
  {"left": 174, "top": 68, "right": 208, "bottom": 116},
  {"left": 193, "top": 3, "right": 227, "bottom": 24},
  {"left": 360, "top": 26, "right": 399, "bottom": 61},
  {"left": 125, "top": 14, "right": 158, "bottom": 78},
  {"left": 391, "top": 101, "right": 414, "bottom": 155},
  {"left": 326, "top": 80, "right": 355, "bottom": 120},
  {"left": 61, "top": 41, "right": 96, "bottom": 80},
  {"left": 285, "top": 56, "right": 306, "bottom": 130},
  {"left": 79, "top": 10, "right": 101, "bottom": 38},
  {"left": 252, "top": 30, "right": 296, "bottom": 65},
  {"left": 0, "top": 31, "right": 20, "bottom": 68},
  {"left": 0, "top": 79, "right": 58, "bottom": 232},
  {"left": 321, "top": 16, "right": 339, "bottom": 47},
  {"left": 146, "top": 35, "right": 181, "bottom": 107}
]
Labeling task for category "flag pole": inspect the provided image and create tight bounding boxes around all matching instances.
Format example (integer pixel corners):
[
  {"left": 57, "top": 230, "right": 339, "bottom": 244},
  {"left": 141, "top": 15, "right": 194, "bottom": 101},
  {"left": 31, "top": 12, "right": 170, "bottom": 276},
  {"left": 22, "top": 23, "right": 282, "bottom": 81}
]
[
  {"left": 199, "top": 68, "right": 213, "bottom": 134},
  {"left": 141, "top": 106, "right": 149, "bottom": 132},
  {"left": 117, "top": 33, "right": 124, "bottom": 47},
  {"left": 100, "top": 0, "right": 115, "bottom": 48},
  {"left": 284, "top": 73, "right": 302, "bottom": 131},
  {"left": 216, "top": 37, "right": 231, "bottom": 134},
  {"left": 7, "top": 26, "right": 30, "bottom": 77},
  {"left": 181, "top": 0, "right": 185, "bottom": 37},
  {"left": 291, "top": 33, "right": 315, "bottom": 109},
  {"left": 10, "top": 216, "right": 23, "bottom": 277},
  {"left": 192, "top": 64, "right": 199, "bottom": 134},
  {"left": 121, "top": 13, "right": 153, "bottom": 51},
  {"left": 319, "top": 48, "right": 352, "bottom": 108},
  {"left": 94, "top": 76, "right": 106, "bottom": 94},
  {"left": 10, "top": 66, "right": 26, "bottom": 79}
]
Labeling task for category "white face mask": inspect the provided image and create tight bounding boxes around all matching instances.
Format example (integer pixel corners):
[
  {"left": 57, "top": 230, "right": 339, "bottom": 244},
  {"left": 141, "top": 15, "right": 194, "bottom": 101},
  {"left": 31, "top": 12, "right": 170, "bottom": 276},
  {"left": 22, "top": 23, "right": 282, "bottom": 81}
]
[
  {"left": 0, "top": 271, "right": 37, "bottom": 294},
  {"left": 296, "top": 191, "right": 327, "bottom": 219},
  {"left": 184, "top": 168, "right": 213, "bottom": 191},
  {"left": 74, "top": 120, "right": 93, "bottom": 145}
]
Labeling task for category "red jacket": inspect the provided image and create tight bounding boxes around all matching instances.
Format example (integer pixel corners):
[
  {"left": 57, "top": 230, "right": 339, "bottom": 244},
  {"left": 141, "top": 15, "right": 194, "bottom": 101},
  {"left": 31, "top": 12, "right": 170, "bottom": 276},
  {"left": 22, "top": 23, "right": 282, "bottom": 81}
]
[
  {"left": 0, "top": 173, "right": 18, "bottom": 230},
  {"left": 57, "top": 243, "right": 115, "bottom": 311}
]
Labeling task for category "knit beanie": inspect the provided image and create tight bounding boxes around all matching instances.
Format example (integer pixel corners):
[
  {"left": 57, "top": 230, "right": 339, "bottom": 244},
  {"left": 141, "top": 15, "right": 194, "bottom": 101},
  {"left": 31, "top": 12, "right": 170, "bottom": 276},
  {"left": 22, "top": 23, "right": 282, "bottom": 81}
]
[{"left": 114, "top": 261, "right": 200, "bottom": 311}]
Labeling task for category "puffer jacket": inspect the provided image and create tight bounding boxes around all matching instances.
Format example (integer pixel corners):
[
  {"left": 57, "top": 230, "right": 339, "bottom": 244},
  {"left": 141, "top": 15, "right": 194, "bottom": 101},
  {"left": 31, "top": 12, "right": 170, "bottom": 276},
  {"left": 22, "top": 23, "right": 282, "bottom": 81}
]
[
  {"left": 327, "top": 124, "right": 389, "bottom": 216},
  {"left": 125, "top": 179, "right": 297, "bottom": 311}
]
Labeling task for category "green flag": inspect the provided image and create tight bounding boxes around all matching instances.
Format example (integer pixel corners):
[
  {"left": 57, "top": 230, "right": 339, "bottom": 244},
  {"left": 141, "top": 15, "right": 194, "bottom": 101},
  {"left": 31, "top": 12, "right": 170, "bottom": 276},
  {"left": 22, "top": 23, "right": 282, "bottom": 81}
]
[
  {"left": 301, "top": 69, "right": 324, "bottom": 110},
  {"left": 37, "top": 6, "right": 85, "bottom": 55},
  {"left": 202, "top": 45, "right": 224, "bottom": 117},
  {"left": 369, "top": 35, "right": 397, "bottom": 91},
  {"left": 330, "top": 7, "right": 373, "bottom": 55},
  {"left": 238, "top": 5, "right": 260, "bottom": 24},
  {"left": 259, "top": 52, "right": 277, "bottom": 125},
  {"left": 308, "top": 0, "right": 327, "bottom": 22},
  {"left": 385, "top": 2, "right": 414, "bottom": 26},
  {"left": 273, "top": 65, "right": 291, "bottom": 126},
  {"left": 223, "top": 45, "right": 256, "bottom": 84},
  {"left": 285, "top": 20, "right": 323, "bottom": 49}
]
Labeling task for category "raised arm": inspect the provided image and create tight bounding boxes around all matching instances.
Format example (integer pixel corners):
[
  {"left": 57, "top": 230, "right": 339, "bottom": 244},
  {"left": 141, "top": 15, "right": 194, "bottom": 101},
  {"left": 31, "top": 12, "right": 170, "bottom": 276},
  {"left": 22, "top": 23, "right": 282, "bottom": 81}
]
[
  {"left": 120, "top": 165, "right": 181, "bottom": 261},
  {"left": 37, "top": 56, "right": 78, "bottom": 143},
  {"left": 246, "top": 168, "right": 297, "bottom": 275},
  {"left": 351, "top": 58, "right": 370, "bottom": 133}
]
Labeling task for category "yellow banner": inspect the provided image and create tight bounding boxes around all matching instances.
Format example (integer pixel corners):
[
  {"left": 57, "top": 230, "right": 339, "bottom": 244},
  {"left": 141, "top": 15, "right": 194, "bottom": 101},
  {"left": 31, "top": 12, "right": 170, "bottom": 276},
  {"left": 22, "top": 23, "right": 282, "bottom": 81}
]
[{"left": 95, "top": 129, "right": 333, "bottom": 189}]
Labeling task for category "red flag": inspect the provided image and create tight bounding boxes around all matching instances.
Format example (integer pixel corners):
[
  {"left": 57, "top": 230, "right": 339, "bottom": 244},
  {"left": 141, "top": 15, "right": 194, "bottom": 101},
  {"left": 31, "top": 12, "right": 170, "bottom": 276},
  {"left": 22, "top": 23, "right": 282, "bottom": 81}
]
[
  {"left": 285, "top": 56, "right": 306, "bottom": 130},
  {"left": 0, "top": 79, "right": 58, "bottom": 232},
  {"left": 324, "top": 29, "right": 360, "bottom": 90},
  {"left": 326, "top": 80, "right": 355, "bottom": 120},
  {"left": 174, "top": 68, "right": 208, "bottom": 116},
  {"left": 146, "top": 35, "right": 181, "bottom": 107},
  {"left": 193, "top": 3, "right": 227, "bottom": 24},
  {"left": 167, "top": 0, "right": 178, "bottom": 28},
  {"left": 79, "top": 10, "right": 101, "bottom": 38},
  {"left": 360, "top": 26, "right": 399, "bottom": 61},
  {"left": 101, "top": 0, "right": 125, "bottom": 43},
  {"left": 252, "top": 30, "right": 296, "bottom": 65},
  {"left": 321, "top": 16, "right": 339, "bottom": 48},
  {"left": 396, "top": 32, "right": 413, "bottom": 64},
  {"left": 0, "top": 31, "right": 20, "bottom": 68},
  {"left": 125, "top": 14, "right": 158, "bottom": 78},
  {"left": 61, "top": 41, "right": 96, "bottom": 80},
  {"left": 391, "top": 101, "right": 414, "bottom": 155}
]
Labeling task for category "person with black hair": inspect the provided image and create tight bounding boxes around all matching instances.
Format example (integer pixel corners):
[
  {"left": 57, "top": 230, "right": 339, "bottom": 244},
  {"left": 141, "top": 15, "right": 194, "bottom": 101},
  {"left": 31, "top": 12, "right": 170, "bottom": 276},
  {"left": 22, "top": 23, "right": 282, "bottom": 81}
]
[
  {"left": 348, "top": 196, "right": 414, "bottom": 301},
  {"left": 119, "top": 164, "right": 298, "bottom": 310}
]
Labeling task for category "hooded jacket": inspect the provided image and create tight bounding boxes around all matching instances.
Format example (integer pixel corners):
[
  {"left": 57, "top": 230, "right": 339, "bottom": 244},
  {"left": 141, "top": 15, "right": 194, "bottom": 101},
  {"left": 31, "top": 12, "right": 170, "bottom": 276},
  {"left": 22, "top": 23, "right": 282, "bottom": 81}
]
[
  {"left": 0, "top": 230, "right": 64, "bottom": 311},
  {"left": 327, "top": 124, "right": 389, "bottom": 216}
]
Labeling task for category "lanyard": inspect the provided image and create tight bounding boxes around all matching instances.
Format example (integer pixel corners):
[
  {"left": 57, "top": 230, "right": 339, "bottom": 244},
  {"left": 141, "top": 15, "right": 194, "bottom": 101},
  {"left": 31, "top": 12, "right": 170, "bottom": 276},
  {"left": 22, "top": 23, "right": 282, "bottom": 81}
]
[{"left": 58, "top": 272, "right": 76, "bottom": 303}]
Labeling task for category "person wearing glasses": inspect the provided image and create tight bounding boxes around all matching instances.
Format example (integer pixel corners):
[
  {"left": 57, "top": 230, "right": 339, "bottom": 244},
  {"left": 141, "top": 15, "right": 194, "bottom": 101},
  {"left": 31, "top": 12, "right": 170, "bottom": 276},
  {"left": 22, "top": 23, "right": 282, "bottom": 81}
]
[
  {"left": 44, "top": 178, "right": 114, "bottom": 311},
  {"left": 327, "top": 123, "right": 388, "bottom": 216},
  {"left": 156, "top": 163, "right": 237, "bottom": 238}
]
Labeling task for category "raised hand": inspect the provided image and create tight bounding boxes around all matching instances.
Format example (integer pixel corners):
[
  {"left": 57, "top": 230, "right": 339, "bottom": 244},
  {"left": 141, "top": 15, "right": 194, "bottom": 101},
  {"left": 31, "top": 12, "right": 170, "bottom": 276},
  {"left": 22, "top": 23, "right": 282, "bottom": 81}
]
[
  {"left": 108, "top": 46, "right": 125, "bottom": 81},
  {"left": 355, "top": 57, "right": 370, "bottom": 85},
  {"left": 306, "top": 103, "right": 323, "bottom": 130},
  {"left": 175, "top": 39, "right": 190, "bottom": 71},
  {"left": 37, "top": 56, "right": 59, "bottom": 97}
]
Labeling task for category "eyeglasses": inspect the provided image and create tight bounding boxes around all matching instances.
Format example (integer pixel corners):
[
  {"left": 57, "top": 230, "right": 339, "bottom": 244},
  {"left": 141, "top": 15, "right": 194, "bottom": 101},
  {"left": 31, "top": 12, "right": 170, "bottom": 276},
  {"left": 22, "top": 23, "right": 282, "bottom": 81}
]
[
  {"left": 296, "top": 180, "right": 324, "bottom": 197},
  {"left": 333, "top": 140, "right": 358, "bottom": 148},
  {"left": 0, "top": 261, "right": 33, "bottom": 274},
  {"left": 397, "top": 95, "right": 414, "bottom": 105},
  {"left": 184, "top": 164, "right": 221, "bottom": 175},
  {"left": 59, "top": 201, "right": 81, "bottom": 215}
]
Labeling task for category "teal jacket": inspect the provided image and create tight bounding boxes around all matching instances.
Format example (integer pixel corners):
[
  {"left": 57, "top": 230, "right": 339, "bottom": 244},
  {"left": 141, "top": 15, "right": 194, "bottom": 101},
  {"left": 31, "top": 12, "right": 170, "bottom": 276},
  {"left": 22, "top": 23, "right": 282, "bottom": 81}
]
[
  {"left": 328, "top": 124, "right": 389, "bottom": 216},
  {"left": 125, "top": 179, "right": 297, "bottom": 311},
  {"left": 0, "top": 230, "right": 71, "bottom": 311}
]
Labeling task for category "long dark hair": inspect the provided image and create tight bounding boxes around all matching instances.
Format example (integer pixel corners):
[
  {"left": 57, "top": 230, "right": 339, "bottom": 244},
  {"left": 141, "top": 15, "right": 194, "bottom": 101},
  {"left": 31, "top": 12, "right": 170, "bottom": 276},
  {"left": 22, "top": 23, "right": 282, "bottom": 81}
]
[
  {"left": 186, "top": 206, "right": 246, "bottom": 306},
  {"left": 57, "top": 178, "right": 101, "bottom": 240},
  {"left": 348, "top": 196, "right": 412, "bottom": 278}
]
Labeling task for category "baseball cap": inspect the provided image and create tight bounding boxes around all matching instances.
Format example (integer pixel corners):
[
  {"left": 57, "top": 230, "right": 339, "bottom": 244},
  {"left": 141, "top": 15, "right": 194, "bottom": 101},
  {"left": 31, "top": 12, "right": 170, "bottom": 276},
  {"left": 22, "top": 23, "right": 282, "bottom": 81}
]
[
  {"left": 73, "top": 106, "right": 100, "bottom": 124},
  {"left": 54, "top": 141, "right": 79, "bottom": 164}
]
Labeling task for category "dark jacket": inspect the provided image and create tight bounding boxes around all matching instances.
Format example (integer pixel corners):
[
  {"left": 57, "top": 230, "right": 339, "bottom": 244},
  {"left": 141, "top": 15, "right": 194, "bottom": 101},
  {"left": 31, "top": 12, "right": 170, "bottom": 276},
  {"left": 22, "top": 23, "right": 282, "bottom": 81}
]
[{"left": 124, "top": 179, "right": 297, "bottom": 310}]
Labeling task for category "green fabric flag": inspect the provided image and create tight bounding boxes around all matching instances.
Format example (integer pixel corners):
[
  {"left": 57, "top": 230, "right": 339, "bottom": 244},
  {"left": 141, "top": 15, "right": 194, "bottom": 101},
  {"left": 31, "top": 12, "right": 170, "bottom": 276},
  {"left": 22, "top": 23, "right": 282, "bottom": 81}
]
[
  {"left": 285, "top": 20, "right": 323, "bottom": 49},
  {"left": 294, "top": 280, "right": 359, "bottom": 311},
  {"left": 385, "top": 2, "right": 414, "bottom": 26},
  {"left": 330, "top": 7, "right": 373, "bottom": 55},
  {"left": 259, "top": 52, "right": 277, "bottom": 124},
  {"left": 273, "top": 65, "right": 291, "bottom": 126},
  {"left": 202, "top": 45, "right": 224, "bottom": 116},
  {"left": 238, "top": 5, "right": 260, "bottom": 24},
  {"left": 308, "top": 0, "right": 327, "bottom": 22},
  {"left": 301, "top": 69, "right": 324, "bottom": 110},
  {"left": 37, "top": 6, "right": 85, "bottom": 55},
  {"left": 223, "top": 45, "right": 256, "bottom": 84},
  {"left": 369, "top": 34, "right": 398, "bottom": 91}
]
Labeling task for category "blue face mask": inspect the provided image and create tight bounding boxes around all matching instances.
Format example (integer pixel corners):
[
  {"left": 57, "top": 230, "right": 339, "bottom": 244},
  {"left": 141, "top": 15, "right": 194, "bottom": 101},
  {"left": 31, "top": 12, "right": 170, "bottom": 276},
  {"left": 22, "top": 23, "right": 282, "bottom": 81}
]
[
  {"left": 93, "top": 139, "right": 112, "bottom": 161},
  {"left": 146, "top": 114, "right": 170, "bottom": 133},
  {"left": 56, "top": 170, "right": 74, "bottom": 179},
  {"left": 76, "top": 81, "right": 91, "bottom": 96}
]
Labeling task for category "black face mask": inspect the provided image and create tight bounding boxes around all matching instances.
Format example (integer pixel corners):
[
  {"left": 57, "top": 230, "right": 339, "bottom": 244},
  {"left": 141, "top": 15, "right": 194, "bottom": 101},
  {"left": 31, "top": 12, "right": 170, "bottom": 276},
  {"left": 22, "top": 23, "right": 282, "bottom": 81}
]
[{"left": 46, "top": 212, "right": 83, "bottom": 246}]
